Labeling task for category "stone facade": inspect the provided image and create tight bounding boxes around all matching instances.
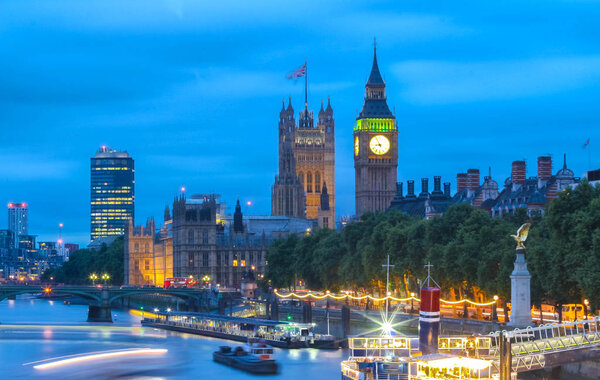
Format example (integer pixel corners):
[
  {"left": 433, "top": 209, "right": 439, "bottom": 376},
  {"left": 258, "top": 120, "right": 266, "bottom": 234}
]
[
  {"left": 389, "top": 154, "right": 579, "bottom": 219},
  {"left": 171, "top": 195, "right": 267, "bottom": 289},
  {"left": 124, "top": 218, "right": 173, "bottom": 286},
  {"left": 271, "top": 100, "right": 306, "bottom": 219},
  {"left": 271, "top": 97, "right": 336, "bottom": 226},
  {"left": 126, "top": 194, "right": 316, "bottom": 288},
  {"left": 354, "top": 47, "right": 398, "bottom": 215}
]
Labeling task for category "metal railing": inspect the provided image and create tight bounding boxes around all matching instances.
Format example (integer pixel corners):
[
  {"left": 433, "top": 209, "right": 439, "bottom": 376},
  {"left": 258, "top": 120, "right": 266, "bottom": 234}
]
[{"left": 488, "top": 317, "right": 600, "bottom": 373}]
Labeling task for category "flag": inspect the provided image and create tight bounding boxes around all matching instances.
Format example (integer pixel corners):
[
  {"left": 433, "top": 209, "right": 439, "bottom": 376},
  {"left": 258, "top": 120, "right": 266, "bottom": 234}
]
[
  {"left": 583, "top": 138, "right": 590, "bottom": 149},
  {"left": 286, "top": 63, "right": 306, "bottom": 79}
]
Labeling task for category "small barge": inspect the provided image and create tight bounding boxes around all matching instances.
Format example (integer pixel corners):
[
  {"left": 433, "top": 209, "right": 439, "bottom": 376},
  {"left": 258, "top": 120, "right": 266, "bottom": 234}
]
[
  {"left": 213, "top": 338, "right": 278, "bottom": 374},
  {"left": 142, "top": 312, "right": 318, "bottom": 349}
]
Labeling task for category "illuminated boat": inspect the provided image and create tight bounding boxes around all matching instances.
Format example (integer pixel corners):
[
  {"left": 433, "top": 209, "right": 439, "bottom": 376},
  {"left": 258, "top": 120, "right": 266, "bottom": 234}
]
[
  {"left": 340, "top": 336, "right": 496, "bottom": 380},
  {"left": 142, "top": 312, "right": 316, "bottom": 348},
  {"left": 340, "top": 259, "right": 496, "bottom": 379}
]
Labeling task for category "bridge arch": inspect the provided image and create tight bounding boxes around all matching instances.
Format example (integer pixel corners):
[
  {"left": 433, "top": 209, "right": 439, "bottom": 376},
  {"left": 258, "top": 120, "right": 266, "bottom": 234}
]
[
  {"left": 0, "top": 289, "right": 101, "bottom": 304},
  {"left": 107, "top": 290, "right": 208, "bottom": 306}
]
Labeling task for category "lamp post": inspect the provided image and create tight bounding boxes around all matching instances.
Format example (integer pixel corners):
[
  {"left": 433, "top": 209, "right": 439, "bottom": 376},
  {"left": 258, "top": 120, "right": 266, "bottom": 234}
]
[
  {"left": 101, "top": 273, "right": 110, "bottom": 286},
  {"left": 492, "top": 295, "right": 499, "bottom": 322},
  {"left": 410, "top": 292, "right": 415, "bottom": 315},
  {"left": 89, "top": 273, "right": 98, "bottom": 286}
]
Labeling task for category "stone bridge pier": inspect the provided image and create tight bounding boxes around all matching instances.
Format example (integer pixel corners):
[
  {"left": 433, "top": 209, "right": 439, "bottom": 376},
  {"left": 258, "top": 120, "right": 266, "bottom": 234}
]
[{"left": 87, "top": 288, "right": 112, "bottom": 323}]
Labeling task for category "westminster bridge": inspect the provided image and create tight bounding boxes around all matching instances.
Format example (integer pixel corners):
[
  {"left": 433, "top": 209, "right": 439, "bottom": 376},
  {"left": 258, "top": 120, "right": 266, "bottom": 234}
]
[{"left": 0, "top": 285, "right": 233, "bottom": 322}]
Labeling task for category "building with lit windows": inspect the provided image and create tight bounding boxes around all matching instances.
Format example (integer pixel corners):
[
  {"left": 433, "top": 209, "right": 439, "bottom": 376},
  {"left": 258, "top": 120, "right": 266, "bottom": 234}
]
[
  {"left": 126, "top": 193, "right": 315, "bottom": 288},
  {"left": 8, "top": 202, "right": 28, "bottom": 249},
  {"left": 90, "top": 146, "right": 134, "bottom": 242},
  {"left": 271, "top": 96, "right": 336, "bottom": 228}
]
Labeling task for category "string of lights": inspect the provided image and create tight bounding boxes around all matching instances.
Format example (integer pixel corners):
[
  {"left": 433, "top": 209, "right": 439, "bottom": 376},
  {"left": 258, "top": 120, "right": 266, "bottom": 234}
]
[{"left": 273, "top": 290, "right": 498, "bottom": 307}]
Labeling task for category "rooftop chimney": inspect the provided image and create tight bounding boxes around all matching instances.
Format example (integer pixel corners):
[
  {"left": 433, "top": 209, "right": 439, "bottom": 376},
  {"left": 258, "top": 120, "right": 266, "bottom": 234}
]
[
  {"left": 537, "top": 156, "right": 552, "bottom": 187},
  {"left": 457, "top": 173, "right": 468, "bottom": 192},
  {"left": 407, "top": 180, "right": 416, "bottom": 199},
  {"left": 419, "top": 178, "right": 429, "bottom": 198},
  {"left": 443, "top": 182, "right": 451, "bottom": 197},
  {"left": 467, "top": 169, "right": 480, "bottom": 191},
  {"left": 511, "top": 160, "right": 526, "bottom": 186},
  {"left": 396, "top": 182, "right": 404, "bottom": 199},
  {"left": 432, "top": 176, "right": 443, "bottom": 196}
]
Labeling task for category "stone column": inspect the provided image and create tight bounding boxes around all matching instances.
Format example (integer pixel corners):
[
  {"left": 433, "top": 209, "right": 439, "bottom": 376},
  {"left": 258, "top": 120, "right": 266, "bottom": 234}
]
[{"left": 508, "top": 247, "right": 532, "bottom": 327}]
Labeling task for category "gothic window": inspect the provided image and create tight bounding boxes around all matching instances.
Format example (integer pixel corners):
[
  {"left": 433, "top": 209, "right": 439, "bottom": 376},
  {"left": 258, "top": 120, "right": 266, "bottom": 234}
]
[
  {"left": 189, "top": 252, "right": 194, "bottom": 266},
  {"left": 224, "top": 253, "right": 229, "bottom": 266},
  {"left": 298, "top": 172, "right": 304, "bottom": 190},
  {"left": 217, "top": 253, "right": 222, "bottom": 266},
  {"left": 203, "top": 230, "right": 208, "bottom": 244},
  {"left": 144, "top": 259, "right": 150, "bottom": 271},
  {"left": 250, "top": 252, "right": 254, "bottom": 264},
  {"left": 145, "top": 243, "right": 149, "bottom": 253},
  {"left": 307, "top": 172, "right": 313, "bottom": 193},
  {"left": 203, "top": 253, "right": 208, "bottom": 267},
  {"left": 134, "top": 260, "right": 139, "bottom": 271},
  {"left": 315, "top": 172, "right": 321, "bottom": 193},
  {"left": 323, "top": 217, "right": 329, "bottom": 229},
  {"left": 188, "top": 230, "right": 194, "bottom": 244},
  {"left": 134, "top": 243, "right": 139, "bottom": 252}
]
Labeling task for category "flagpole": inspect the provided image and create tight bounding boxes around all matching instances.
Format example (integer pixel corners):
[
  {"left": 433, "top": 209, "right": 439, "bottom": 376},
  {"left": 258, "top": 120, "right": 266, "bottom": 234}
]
[{"left": 304, "top": 58, "right": 308, "bottom": 108}]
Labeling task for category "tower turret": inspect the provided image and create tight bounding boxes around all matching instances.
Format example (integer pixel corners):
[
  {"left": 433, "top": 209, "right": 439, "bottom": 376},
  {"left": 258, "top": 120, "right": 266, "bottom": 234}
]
[{"left": 354, "top": 42, "right": 398, "bottom": 215}]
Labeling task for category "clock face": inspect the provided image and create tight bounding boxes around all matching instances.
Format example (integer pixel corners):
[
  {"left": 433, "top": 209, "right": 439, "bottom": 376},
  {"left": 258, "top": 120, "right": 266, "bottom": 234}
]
[
  {"left": 369, "top": 135, "right": 390, "bottom": 155},
  {"left": 354, "top": 137, "right": 359, "bottom": 156}
]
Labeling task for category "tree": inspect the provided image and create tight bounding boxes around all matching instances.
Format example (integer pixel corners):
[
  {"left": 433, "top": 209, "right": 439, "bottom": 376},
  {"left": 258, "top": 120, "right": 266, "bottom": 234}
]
[{"left": 42, "top": 237, "right": 124, "bottom": 285}]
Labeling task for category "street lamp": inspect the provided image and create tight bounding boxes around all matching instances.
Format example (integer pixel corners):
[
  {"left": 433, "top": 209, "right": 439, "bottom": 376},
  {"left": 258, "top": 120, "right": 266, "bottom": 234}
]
[
  {"left": 202, "top": 275, "right": 211, "bottom": 287},
  {"left": 89, "top": 273, "right": 98, "bottom": 286},
  {"left": 492, "top": 295, "right": 499, "bottom": 322},
  {"left": 410, "top": 292, "right": 415, "bottom": 315},
  {"left": 101, "top": 273, "right": 110, "bottom": 286}
]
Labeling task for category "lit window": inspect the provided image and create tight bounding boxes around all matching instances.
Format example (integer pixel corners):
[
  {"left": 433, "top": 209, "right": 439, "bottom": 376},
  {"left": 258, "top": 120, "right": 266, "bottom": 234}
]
[
  {"left": 241, "top": 260, "right": 246, "bottom": 267},
  {"left": 233, "top": 260, "right": 238, "bottom": 267}
]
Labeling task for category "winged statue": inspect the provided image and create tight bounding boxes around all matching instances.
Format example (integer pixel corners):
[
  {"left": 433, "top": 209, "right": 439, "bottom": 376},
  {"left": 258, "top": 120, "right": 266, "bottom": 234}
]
[{"left": 511, "top": 223, "right": 531, "bottom": 249}]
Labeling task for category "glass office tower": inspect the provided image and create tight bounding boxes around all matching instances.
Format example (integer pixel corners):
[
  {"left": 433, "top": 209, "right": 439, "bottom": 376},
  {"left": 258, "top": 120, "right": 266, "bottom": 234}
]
[{"left": 90, "top": 146, "right": 134, "bottom": 241}]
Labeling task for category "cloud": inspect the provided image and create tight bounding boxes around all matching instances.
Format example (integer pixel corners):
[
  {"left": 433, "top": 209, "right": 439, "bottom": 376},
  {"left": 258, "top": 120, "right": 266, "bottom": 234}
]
[
  {"left": 331, "top": 12, "right": 471, "bottom": 41},
  {"left": 391, "top": 56, "right": 600, "bottom": 104},
  {"left": 0, "top": 153, "right": 80, "bottom": 180}
]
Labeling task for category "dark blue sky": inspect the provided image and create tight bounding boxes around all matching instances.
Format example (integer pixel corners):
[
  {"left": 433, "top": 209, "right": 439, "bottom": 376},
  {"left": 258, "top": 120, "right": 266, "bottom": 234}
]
[{"left": 1, "top": 0, "right": 600, "bottom": 246}]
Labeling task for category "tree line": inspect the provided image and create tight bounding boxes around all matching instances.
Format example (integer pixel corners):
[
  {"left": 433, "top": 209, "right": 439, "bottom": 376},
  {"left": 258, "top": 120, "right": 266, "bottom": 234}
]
[
  {"left": 265, "top": 180, "right": 600, "bottom": 315},
  {"left": 42, "top": 237, "right": 124, "bottom": 285}
]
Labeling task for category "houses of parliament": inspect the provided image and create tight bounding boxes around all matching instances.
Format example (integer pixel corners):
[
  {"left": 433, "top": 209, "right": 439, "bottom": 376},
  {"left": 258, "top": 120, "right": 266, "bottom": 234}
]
[{"left": 271, "top": 45, "right": 398, "bottom": 224}]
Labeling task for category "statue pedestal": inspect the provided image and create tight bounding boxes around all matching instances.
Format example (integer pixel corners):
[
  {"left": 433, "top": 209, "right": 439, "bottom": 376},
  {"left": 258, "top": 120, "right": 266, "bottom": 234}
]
[{"left": 508, "top": 248, "right": 532, "bottom": 327}]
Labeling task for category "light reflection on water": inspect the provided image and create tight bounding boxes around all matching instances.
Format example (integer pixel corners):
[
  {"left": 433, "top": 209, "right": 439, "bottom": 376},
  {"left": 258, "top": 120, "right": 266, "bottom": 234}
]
[
  {"left": 0, "top": 296, "right": 346, "bottom": 379},
  {"left": 0, "top": 296, "right": 586, "bottom": 379}
]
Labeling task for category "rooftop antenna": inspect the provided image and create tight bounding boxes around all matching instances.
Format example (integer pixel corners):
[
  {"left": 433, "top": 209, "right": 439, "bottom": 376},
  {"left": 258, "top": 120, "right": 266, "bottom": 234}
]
[
  {"left": 422, "top": 261, "right": 440, "bottom": 288},
  {"left": 382, "top": 255, "right": 394, "bottom": 322}
]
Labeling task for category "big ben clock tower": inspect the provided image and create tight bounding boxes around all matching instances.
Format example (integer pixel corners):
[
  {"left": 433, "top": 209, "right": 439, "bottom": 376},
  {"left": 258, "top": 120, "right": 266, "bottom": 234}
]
[{"left": 354, "top": 44, "right": 398, "bottom": 215}]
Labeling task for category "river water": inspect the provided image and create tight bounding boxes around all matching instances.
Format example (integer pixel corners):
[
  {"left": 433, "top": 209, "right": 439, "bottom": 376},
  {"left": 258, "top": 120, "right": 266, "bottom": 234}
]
[{"left": 0, "top": 296, "right": 587, "bottom": 379}]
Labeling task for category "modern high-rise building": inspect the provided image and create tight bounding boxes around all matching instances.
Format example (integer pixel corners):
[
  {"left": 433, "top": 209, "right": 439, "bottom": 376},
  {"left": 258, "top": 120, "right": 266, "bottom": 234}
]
[
  {"left": 354, "top": 45, "right": 398, "bottom": 215},
  {"left": 90, "top": 146, "right": 135, "bottom": 241},
  {"left": 8, "top": 202, "right": 28, "bottom": 248}
]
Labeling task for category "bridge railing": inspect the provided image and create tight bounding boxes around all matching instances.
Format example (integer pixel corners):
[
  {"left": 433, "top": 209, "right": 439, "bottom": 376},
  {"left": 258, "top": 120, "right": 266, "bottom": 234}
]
[{"left": 489, "top": 317, "right": 600, "bottom": 357}]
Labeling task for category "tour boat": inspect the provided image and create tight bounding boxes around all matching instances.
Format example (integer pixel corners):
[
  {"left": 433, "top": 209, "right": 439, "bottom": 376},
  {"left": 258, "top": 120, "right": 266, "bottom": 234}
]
[
  {"left": 340, "top": 336, "right": 496, "bottom": 380},
  {"left": 340, "top": 257, "right": 496, "bottom": 380},
  {"left": 213, "top": 338, "right": 278, "bottom": 374}
]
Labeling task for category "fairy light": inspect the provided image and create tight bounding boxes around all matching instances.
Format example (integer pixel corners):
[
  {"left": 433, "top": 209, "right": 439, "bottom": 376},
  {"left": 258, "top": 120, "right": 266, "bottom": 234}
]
[{"left": 273, "top": 290, "right": 497, "bottom": 306}]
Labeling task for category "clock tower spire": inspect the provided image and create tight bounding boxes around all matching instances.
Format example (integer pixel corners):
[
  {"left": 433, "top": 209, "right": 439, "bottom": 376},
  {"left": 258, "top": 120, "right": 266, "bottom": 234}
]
[{"left": 354, "top": 42, "right": 398, "bottom": 215}]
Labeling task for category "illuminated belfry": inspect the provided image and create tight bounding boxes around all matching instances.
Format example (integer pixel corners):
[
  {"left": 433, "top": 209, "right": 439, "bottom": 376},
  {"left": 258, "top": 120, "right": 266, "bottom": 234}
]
[
  {"left": 354, "top": 42, "right": 398, "bottom": 215},
  {"left": 90, "top": 146, "right": 135, "bottom": 242}
]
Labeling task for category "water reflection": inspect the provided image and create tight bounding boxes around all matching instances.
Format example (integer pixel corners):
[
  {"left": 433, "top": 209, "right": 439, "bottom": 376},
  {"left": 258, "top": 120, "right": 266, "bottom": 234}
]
[{"left": 0, "top": 296, "right": 588, "bottom": 379}]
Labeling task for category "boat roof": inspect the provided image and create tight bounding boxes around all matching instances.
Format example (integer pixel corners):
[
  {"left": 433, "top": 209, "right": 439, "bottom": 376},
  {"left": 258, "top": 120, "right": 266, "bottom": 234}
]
[{"left": 164, "top": 312, "right": 313, "bottom": 328}]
